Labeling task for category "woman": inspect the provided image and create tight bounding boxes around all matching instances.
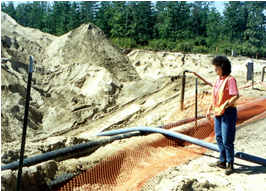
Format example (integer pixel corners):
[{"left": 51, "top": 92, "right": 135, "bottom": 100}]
[{"left": 206, "top": 56, "right": 239, "bottom": 175}]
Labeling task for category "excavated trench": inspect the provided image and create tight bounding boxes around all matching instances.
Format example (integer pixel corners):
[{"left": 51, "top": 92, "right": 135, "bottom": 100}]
[{"left": 54, "top": 97, "right": 266, "bottom": 191}]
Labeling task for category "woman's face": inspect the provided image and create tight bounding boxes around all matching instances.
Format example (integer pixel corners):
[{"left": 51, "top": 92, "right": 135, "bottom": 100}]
[{"left": 214, "top": 65, "right": 223, "bottom": 76}]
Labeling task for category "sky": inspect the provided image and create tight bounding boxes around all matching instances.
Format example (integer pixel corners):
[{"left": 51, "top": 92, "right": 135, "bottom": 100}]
[{"left": 214, "top": 1, "right": 226, "bottom": 14}]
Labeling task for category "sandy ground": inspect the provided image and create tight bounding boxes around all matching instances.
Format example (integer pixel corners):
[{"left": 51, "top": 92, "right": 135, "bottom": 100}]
[{"left": 141, "top": 118, "right": 266, "bottom": 191}]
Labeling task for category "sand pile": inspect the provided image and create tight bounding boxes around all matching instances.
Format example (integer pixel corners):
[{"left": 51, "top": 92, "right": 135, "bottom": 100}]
[
  {"left": 1, "top": 12, "right": 57, "bottom": 143},
  {"left": 128, "top": 49, "right": 266, "bottom": 81},
  {"left": 1, "top": 12, "right": 139, "bottom": 147}
]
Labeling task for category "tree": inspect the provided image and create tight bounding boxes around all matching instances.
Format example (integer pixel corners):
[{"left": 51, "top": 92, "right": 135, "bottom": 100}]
[
  {"left": 243, "top": 2, "right": 266, "bottom": 57},
  {"left": 206, "top": 7, "right": 223, "bottom": 46},
  {"left": 110, "top": 1, "right": 128, "bottom": 38},
  {"left": 5, "top": 1, "right": 16, "bottom": 19},
  {"left": 154, "top": 2, "right": 192, "bottom": 41},
  {"left": 224, "top": 1, "right": 248, "bottom": 41},
  {"left": 1, "top": 2, "right": 7, "bottom": 13},
  {"left": 80, "top": 1, "right": 97, "bottom": 24},
  {"left": 62, "top": 1, "right": 74, "bottom": 32},
  {"left": 52, "top": 1, "right": 75, "bottom": 35},
  {"left": 123, "top": 1, "right": 155, "bottom": 43},
  {"left": 1, "top": 1, "right": 265, "bottom": 57},
  {"left": 42, "top": 2, "right": 56, "bottom": 34},
  {"left": 15, "top": 3, "right": 31, "bottom": 27},
  {"left": 154, "top": 1, "right": 171, "bottom": 39},
  {"left": 95, "top": 1, "right": 113, "bottom": 36},
  {"left": 31, "top": 2, "right": 43, "bottom": 29},
  {"left": 191, "top": 2, "right": 211, "bottom": 38},
  {"left": 71, "top": 2, "right": 81, "bottom": 29}
]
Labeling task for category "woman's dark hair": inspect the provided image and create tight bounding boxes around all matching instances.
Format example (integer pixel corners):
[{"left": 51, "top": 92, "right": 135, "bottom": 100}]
[{"left": 212, "top": 56, "right": 231, "bottom": 76}]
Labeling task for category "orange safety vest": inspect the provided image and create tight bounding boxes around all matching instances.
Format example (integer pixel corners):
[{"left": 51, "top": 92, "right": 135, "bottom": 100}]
[{"left": 213, "top": 75, "right": 236, "bottom": 116}]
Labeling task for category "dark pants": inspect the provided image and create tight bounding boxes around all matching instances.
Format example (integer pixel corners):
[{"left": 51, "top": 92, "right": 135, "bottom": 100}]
[{"left": 214, "top": 107, "right": 237, "bottom": 163}]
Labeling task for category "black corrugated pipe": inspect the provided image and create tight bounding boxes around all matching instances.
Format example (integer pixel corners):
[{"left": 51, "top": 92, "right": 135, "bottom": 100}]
[
  {"left": 1, "top": 132, "right": 141, "bottom": 171},
  {"left": 1, "top": 116, "right": 203, "bottom": 171}
]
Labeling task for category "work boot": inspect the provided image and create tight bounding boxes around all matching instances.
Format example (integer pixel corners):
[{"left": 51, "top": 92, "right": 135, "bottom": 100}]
[
  {"left": 209, "top": 161, "right": 226, "bottom": 169},
  {"left": 225, "top": 162, "right": 234, "bottom": 175}
]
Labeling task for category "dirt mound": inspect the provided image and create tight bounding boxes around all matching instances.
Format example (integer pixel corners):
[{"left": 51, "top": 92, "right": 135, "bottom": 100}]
[
  {"left": 41, "top": 23, "right": 139, "bottom": 82},
  {"left": 1, "top": 12, "right": 56, "bottom": 69},
  {"left": 128, "top": 49, "right": 266, "bottom": 81},
  {"left": 1, "top": 12, "right": 139, "bottom": 147},
  {"left": 1, "top": 12, "right": 57, "bottom": 143}
]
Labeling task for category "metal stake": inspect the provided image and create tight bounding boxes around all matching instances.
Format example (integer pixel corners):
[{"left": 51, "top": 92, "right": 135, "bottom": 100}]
[
  {"left": 262, "top": 66, "right": 266, "bottom": 82},
  {"left": 180, "top": 71, "right": 186, "bottom": 111},
  {"left": 16, "top": 56, "right": 34, "bottom": 191},
  {"left": 195, "top": 78, "right": 198, "bottom": 128}
]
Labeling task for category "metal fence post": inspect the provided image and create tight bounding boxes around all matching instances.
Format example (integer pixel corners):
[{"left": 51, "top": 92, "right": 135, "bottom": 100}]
[
  {"left": 262, "top": 66, "right": 266, "bottom": 82},
  {"left": 195, "top": 78, "right": 198, "bottom": 128},
  {"left": 16, "top": 56, "right": 34, "bottom": 191},
  {"left": 180, "top": 71, "right": 186, "bottom": 111}
]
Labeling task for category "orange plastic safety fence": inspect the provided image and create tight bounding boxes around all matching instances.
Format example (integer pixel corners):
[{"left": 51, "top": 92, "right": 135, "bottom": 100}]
[
  {"left": 56, "top": 97, "right": 266, "bottom": 191},
  {"left": 57, "top": 128, "right": 213, "bottom": 191}
]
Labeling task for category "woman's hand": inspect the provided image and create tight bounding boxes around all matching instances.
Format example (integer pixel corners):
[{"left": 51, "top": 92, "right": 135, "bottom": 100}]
[{"left": 222, "top": 100, "right": 230, "bottom": 110}]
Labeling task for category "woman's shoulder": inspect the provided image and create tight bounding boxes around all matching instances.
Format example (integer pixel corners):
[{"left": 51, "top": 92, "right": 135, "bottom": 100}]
[
  {"left": 227, "top": 75, "right": 237, "bottom": 86},
  {"left": 228, "top": 75, "right": 236, "bottom": 81}
]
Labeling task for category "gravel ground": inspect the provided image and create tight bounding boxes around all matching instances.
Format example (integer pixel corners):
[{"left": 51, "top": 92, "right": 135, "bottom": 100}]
[{"left": 141, "top": 118, "right": 266, "bottom": 191}]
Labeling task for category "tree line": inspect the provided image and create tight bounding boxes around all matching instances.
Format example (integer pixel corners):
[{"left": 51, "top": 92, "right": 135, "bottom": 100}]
[{"left": 1, "top": 1, "right": 266, "bottom": 58}]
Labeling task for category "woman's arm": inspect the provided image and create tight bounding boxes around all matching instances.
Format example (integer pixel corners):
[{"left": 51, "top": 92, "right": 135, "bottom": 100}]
[
  {"left": 192, "top": 72, "right": 213, "bottom": 87},
  {"left": 223, "top": 77, "right": 240, "bottom": 109},
  {"left": 223, "top": 94, "right": 240, "bottom": 109}
]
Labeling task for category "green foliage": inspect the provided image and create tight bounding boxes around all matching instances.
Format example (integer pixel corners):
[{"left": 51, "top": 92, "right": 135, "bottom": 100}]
[
  {"left": 148, "top": 39, "right": 176, "bottom": 50},
  {"left": 224, "top": 2, "right": 248, "bottom": 41},
  {"left": 1, "top": 1, "right": 265, "bottom": 58},
  {"left": 206, "top": 8, "right": 223, "bottom": 46},
  {"left": 80, "top": 1, "right": 97, "bottom": 24},
  {"left": 192, "top": 46, "right": 209, "bottom": 54},
  {"left": 95, "top": 1, "right": 112, "bottom": 37},
  {"left": 176, "top": 41, "right": 194, "bottom": 53},
  {"left": 111, "top": 38, "right": 137, "bottom": 49}
]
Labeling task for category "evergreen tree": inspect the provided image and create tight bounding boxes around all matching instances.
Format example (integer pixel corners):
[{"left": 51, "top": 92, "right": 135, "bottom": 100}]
[
  {"left": 5, "top": 1, "right": 16, "bottom": 19},
  {"left": 31, "top": 2, "right": 43, "bottom": 29},
  {"left": 154, "top": 2, "right": 191, "bottom": 41},
  {"left": 1, "top": 2, "right": 7, "bottom": 13},
  {"left": 80, "top": 1, "right": 96, "bottom": 24},
  {"left": 154, "top": 1, "right": 171, "bottom": 39},
  {"left": 121, "top": 1, "right": 155, "bottom": 43},
  {"left": 95, "top": 1, "right": 113, "bottom": 36},
  {"left": 110, "top": 1, "right": 128, "bottom": 38},
  {"left": 206, "top": 7, "right": 223, "bottom": 46},
  {"left": 15, "top": 3, "right": 32, "bottom": 27},
  {"left": 224, "top": 1, "right": 248, "bottom": 41},
  {"left": 1, "top": 1, "right": 265, "bottom": 57},
  {"left": 191, "top": 2, "right": 211, "bottom": 38},
  {"left": 243, "top": 2, "right": 266, "bottom": 57},
  {"left": 71, "top": 2, "right": 81, "bottom": 29}
]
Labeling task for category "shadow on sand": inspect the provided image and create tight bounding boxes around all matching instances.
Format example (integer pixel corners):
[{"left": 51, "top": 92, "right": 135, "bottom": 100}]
[{"left": 201, "top": 153, "right": 266, "bottom": 175}]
